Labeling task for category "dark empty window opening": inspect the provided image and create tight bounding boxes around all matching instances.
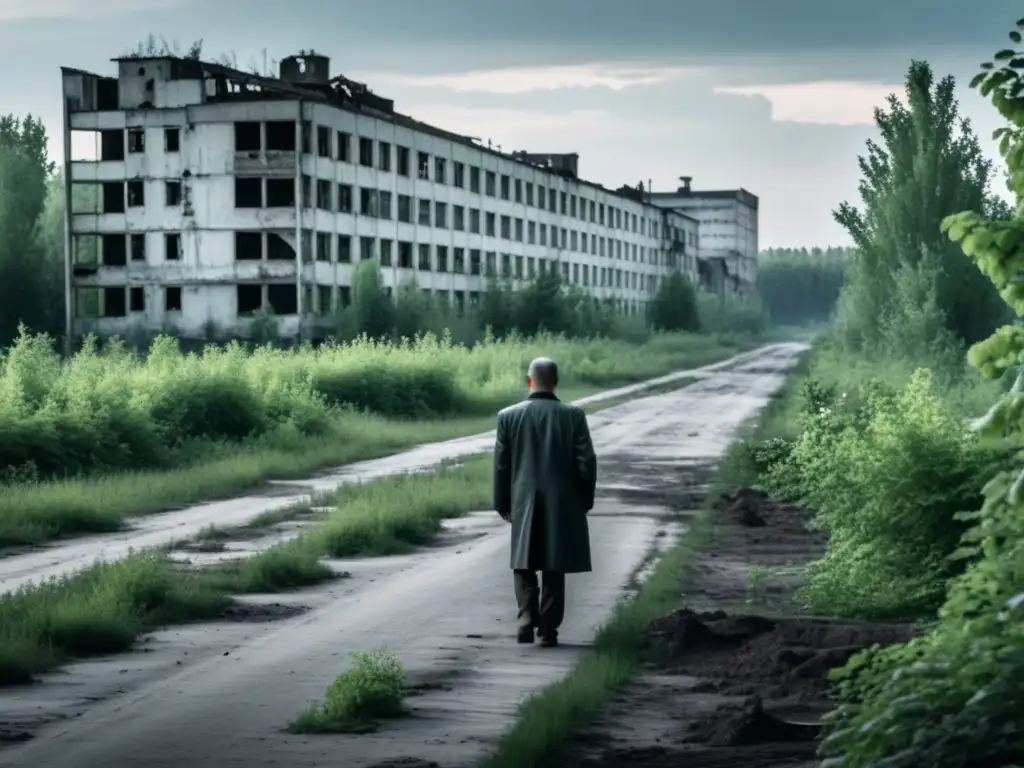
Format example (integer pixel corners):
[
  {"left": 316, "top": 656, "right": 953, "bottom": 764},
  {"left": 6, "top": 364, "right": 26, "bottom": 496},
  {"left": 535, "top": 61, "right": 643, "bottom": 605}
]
[
  {"left": 266, "top": 120, "right": 296, "bottom": 151},
  {"left": 267, "top": 233, "right": 294, "bottom": 261},
  {"left": 267, "top": 283, "right": 298, "bottom": 315},
  {"left": 234, "top": 121, "right": 261, "bottom": 152},
  {"left": 96, "top": 78, "right": 118, "bottom": 110},
  {"left": 102, "top": 182, "right": 125, "bottom": 213},
  {"left": 100, "top": 130, "right": 124, "bottom": 161},
  {"left": 101, "top": 234, "right": 127, "bottom": 266},
  {"left": 103, "top": 287, "right": 127, "bottom": 317},
  {"left": 164, "top": 128, "right": 180, "bottom": 152},
  {"left": 165, "top": 233, "right": 181, "bottom": 260},
  {"left": 235, "top": 177, "right": 262, "bottom": 208},
  {"left": 127, "top": 128, "right": 145, "bottom": 153},
  {"left": 130, "top": 233, "right": 145, "bottom": 261},
  {"left": 265, "top": 178, "right": 295, "bottom": 207},
  {"left": 130, "top": 286, "right": 145, "bottom": 312},
  {"left": 165, "top": 181, "right": 181, "bottom": 206},
  {"left": 235, "top": 231, "right": 262, "bottom": 261},
  {"left": 166, "top": 286, "right": 182, "bottom": 311},
  {"left": 316, "top": 125, "right": 330, "bottom": 158},
  {"left": 359, "top": 137, "right": 373, "bottom": 167},
  {"left": 237, "top": 284, "right": 262, "bottom": 315},
  {"left": 127, "top": 181, "right": 144, "bottom": 207}
]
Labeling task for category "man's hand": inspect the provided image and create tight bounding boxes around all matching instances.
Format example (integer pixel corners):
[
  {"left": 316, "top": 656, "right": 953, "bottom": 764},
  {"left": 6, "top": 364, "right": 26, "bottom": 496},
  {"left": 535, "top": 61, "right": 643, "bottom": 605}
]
[{"left": 498, "top": 510, "right": 511, "bottom": 522}]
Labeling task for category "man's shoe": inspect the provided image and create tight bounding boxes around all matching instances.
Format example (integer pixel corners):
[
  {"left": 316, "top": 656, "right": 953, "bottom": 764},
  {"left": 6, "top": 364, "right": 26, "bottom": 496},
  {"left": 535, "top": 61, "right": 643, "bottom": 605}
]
[
  {"left": 517, "top": 627, "right": 535, "bottom": 644},
  {"left": 538, "top": 630, "right": 558, "bottom": 647}
]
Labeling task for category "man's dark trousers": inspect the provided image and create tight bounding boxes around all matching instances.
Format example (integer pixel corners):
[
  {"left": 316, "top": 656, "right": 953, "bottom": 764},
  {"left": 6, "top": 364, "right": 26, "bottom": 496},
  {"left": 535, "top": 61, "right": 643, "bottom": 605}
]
[{"left": 513, "top": 498, "right": 565, "bottom": 637}]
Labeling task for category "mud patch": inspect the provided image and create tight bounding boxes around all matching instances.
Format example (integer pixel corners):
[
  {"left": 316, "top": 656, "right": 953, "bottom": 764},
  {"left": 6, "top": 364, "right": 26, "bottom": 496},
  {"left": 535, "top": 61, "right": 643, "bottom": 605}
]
[
  {"left": 567, "top": 492, "right": 916, "bottom": 768},
  {"left": 216, "top": 601, "right": 310, "bottom": 622}
]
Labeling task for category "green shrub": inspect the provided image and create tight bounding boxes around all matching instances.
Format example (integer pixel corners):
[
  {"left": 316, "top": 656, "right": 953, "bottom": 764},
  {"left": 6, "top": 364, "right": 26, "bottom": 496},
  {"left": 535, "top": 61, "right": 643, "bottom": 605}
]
[{"left": 289, "top": 647, "right": 406, "bottom": 733}]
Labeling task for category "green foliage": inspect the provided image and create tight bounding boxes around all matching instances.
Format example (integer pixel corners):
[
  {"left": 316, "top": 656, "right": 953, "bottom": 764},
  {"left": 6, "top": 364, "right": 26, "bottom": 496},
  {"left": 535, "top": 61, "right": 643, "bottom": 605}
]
[
  {"left": 289, "top": 647, "right": 406, "bottom": 733},
  {"left": 822, "top": 21, "right": 1024, "bottom": 767},
  {"left": 648, "top": 271, "right": 700, "bottom": 332},
  {"left": 757, "top": 247, "right": 850, "bottom": 326},
  {"left": 696, "top": 290, "right": 768, "bottom": 336},
  {"left": 774, "top": 369, "right": 1000, "bottom": 619},
  {"left": 832, "top": 59, "right": 1011, "bottom": 358}
]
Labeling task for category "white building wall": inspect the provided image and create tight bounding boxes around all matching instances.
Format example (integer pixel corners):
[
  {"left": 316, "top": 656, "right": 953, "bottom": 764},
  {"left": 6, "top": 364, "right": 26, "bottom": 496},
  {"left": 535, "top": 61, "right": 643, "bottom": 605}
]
[{"left": 64, "top": 62, "right": 700, "bottom": 341}]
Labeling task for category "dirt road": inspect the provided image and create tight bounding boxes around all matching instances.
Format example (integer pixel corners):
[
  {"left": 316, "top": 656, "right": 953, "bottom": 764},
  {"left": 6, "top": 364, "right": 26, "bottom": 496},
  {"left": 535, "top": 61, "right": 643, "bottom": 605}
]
[{"left": 0, "top": 342, "right": 806, "bottom": 768}]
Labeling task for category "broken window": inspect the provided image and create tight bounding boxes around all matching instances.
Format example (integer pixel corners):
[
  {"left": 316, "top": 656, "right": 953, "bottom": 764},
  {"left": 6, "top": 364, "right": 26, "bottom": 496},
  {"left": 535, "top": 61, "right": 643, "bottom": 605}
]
[
  {"left": 397, "top": 194, "right": 411, "bottom": 223},
  {"left": 165, "top": 233, "right": 181, "bottom": 261},
  {"left": 104, "top": 286, "right": 127, "bottom": 316},
  {"left": 127, "top": 128, "right": 145, "bottom": 153},
  {"left": 515, "top": 218, "right": 523, "bottom": 242},
  {"left": 336, "top": 131, "right": 350, "bottom": 162},
  {"left": 417, "top": 199, "right": 431, "bottom": 226},
  {"left": 360, "top": 187, "right": 377, "bottom": 217},
  {"left": 418, "top": 243, "right": 431, "bottom": 270},
  {"left": 165, "top": 181, "right": 181, "bottom": 206},
  {"left": 235, "top": 178, "right": 262, "bottom": 208},
  {"left": 340, "top": 286, "right": 352, "bottom": 307},
  {"left": 316, "top": 179, "right": 332, "bottom": 211},
  {"left": 337, "top": 234, "right": 351, "bottom": 263},
  {"left": 515, "top": 179, "right": 522, "bottom": 203},
  {"left": 470, "top": 249, "right": 481, "bottom": 275},
  {"left": 453, "top": 162, "right": 465, "bottom": 188},
  {"left": 101, "top": 130, "right": 125, "bottom": 161},
  {"left": 470, "top": 166, "right": 481, "bottom": 193},
  {"left": 235, "top": 231, "right": 262, "bottom": 260},
  {"left": 267, "top": 283, "right": 297, "bottom": 314},
  {"left": 360, "top": 236, "right": 374, "bottom": 261},
  {"left": 417, "top": 152, "right": 429, "bottom": 180},
  {"left": 435, "top": 157, "right": 446, "bottom": 184},
  {"left": 316, "top": 125, "right": 330, "bottom": 158},
  {"left": 300, "top": 229, "right": 313, "bottom": 263},
  {"left": 453, "top": 247, "right": 465, "bottom": 274},
  {"left": 316, "top": 232, "right": 331, "bottom": 262},
  {"left": 379, "top": 239, "right": 393, "bottom": 266},
  {"left": 266, "top": 121, "right": 296, "bottom": 151},
  {"left": 485, "top": 171, "right": 496, "bottom": 196},
  {"left": 435, "top": 201, "right": 447, "bottom": 228},
  {"left": 300, "top": 175, "right": 312, "bottom": 208},
  {"left": 378, "top": 191, "right": 392, "bottom": 220},
  {"left": 485, "top": 212, "right": 496, "bottom": 237},
  {"left": 316, "top": 284, "right": 332, "bottom": 315},
  {"left": 378, "top": 142, "right": 391, "bottom": 172},
  {"left": 164, "top": 128, "right": 180, "bottom": 153},
  {"left": 102, "top": 182, "right": 125, "bottom": 213},
  {"left": 101, "top": 234, "right": 127, "bottom": 266},
  {"left": 359, "top": 137, "right": 373, "bottom": 168},
  {"left": 130, "top": 286, "right": 145, "bottom": 312},
  {"left": 500, "top": 175, "right": 510, "bottom": 200},
  {"left": 97, "top": 78, "right": 119, "bottom": 110},
  {"left": 436, "top": 245, "right": 448, "bottom": 272},
  {"left": 165, "top": 286, "right": 182, "bottom": 311},
  {"left": 127, "top": 181, "right": 144, "bottom": 207},
  {"left": 337, "top": 183, "right": 352, "bottom": 213},
  {"left": 236, "top": 284, "right": 262, "bottom": 315},
  {"left": 300, "top": 121, "right": 312, "bottom": 154},
  {"left": 398, "top": 241, "right": 412, "bottom": 268},
  {"left": 234, "top": 122, "right": 261, "bottom": 152},
  {"left": 396, "top": 145, "right": 409, "bottom": 176},
  {"left": 453, "top": 205, "right": 465, "bottom": 231},
  {"left": 265, "top": 178, "right": 295, "bottom": 208},
  {"left": 470, "top": 208, "right": 480, "bottom": 234},
  {"left": 526, "top": 183, "right": 534, "bottom": 206},
  {"left": 267, "top": 233, "right": 293, "bottom": 261},
  {"left": 130, "top": 233, "right": 145, "bottom": 261},
  {"left": 500, "top": 216, "right": 511, "bottom": 239}
]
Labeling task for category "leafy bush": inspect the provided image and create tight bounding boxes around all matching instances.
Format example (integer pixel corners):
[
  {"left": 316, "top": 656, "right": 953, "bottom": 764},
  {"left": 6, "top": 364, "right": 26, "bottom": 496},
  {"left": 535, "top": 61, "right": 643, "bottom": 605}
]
[
  {"left": 649, "top": 271, "right": 700, "bottom": 332},
  {"left": 821, "top": 25, "right": 1024, "bottom": 766},
  {"left": 289, "top": 647, "right": 406, "bottom": 733}
]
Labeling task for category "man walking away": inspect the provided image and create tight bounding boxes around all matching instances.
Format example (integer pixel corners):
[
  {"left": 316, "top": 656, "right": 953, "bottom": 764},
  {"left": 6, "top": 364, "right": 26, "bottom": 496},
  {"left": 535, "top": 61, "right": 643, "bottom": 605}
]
[{"left": 492, "top": 357, "right": 598, "bottom": 648}]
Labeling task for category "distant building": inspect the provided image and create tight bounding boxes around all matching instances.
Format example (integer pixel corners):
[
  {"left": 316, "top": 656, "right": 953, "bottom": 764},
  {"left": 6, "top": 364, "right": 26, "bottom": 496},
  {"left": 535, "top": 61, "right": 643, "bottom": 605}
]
[
  {"left": 649, "top": 177, "right": 759, "bottom": 295},
  {"left": 59, "top": 52, "right": 731, "bottom": 344}
]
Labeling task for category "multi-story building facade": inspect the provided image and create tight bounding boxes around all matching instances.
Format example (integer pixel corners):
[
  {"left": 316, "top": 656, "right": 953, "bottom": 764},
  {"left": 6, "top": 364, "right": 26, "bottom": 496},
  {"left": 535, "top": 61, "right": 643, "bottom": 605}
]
[
  {"left": 649, "top": 177, "right": 759, "bottom": 295},
  {"left": 60, "top": 52, "right": 708, "bottom": 343}
]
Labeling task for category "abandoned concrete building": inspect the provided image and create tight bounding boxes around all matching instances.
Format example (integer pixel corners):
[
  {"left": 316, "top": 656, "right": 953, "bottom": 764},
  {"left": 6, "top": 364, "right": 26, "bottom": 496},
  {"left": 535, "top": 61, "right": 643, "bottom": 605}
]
[{"left": 60, "top": 52, "right": 754, "bottom": 342}]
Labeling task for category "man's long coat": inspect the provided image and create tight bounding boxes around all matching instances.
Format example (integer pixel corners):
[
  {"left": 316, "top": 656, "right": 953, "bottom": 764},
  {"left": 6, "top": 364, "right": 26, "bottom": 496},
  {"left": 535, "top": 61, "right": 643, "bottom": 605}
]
[{"left": 492, "top": 391, "right": 598, "bottom": 573}]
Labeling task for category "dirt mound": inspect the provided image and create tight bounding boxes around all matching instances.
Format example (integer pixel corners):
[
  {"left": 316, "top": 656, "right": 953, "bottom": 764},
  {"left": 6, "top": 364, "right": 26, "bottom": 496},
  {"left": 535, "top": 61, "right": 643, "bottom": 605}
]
[
  {"left": 705, "top": 696, "right": 820, "bottom": 747},
  {"left": 717, "top": 489, "right": 771, "bottom": 527}
]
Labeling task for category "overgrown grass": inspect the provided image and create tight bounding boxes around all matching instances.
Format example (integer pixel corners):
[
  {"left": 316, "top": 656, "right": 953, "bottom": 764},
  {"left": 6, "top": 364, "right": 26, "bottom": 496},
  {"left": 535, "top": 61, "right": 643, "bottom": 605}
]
[
  {"left": 476, "top": 514, "right": 714, "bottom": 768},
  {"left": 0, "top": 455, "right": 496, "bottom": 687},
  {"left": 0, "top": 331, "right": 755, "bottom": 549},
  {"left": 288, "top": 647, "right": 407, "bottom": 733}
]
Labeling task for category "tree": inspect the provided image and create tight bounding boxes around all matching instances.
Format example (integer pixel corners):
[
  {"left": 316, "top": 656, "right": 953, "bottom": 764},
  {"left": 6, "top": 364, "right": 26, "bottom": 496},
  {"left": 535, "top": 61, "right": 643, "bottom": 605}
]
[
  {"left": 648, "top": 271, "right": 700, "bottom": 332},
  {"left": 833, "top": 60, "right": 1011, "bottom": 356},
  {"left": 337, "top": 259, "right": 394, "bottom": 340}
]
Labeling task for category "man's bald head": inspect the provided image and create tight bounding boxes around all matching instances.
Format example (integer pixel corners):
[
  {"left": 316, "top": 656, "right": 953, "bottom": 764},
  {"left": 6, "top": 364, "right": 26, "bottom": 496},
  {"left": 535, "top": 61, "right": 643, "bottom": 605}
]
[{"left": 527, "top": 357, "right": 559, "bottom": 392}]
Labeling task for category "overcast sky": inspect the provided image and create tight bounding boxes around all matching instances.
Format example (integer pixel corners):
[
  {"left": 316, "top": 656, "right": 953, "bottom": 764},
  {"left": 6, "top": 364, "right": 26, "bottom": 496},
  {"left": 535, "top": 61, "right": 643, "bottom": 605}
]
[{"left": 1, "top": 0, "right": 1017, "bottom": 247}]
